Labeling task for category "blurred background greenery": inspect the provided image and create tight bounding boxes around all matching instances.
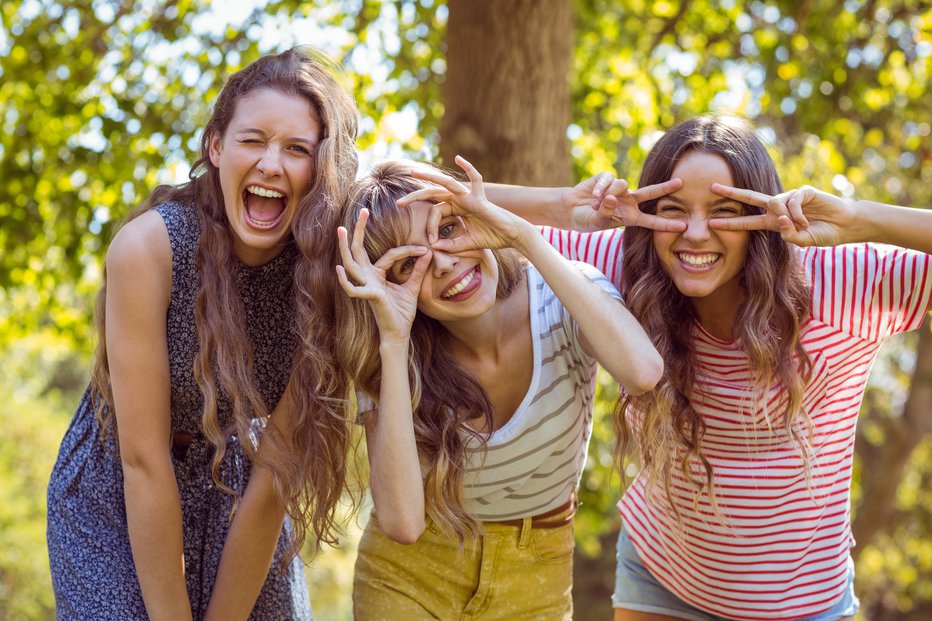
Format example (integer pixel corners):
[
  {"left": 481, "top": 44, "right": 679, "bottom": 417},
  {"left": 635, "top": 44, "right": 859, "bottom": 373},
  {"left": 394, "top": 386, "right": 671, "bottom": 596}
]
[{"left": 2, "top": 0, "right": 930, "bottom": 619}]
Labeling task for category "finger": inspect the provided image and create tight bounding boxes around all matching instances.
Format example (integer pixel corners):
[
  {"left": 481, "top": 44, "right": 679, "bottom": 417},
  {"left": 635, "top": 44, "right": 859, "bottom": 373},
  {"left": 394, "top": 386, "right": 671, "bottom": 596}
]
[
  {"left": 786, "top": 188, "right": 811, "bottom": 230},
  {"left": 598, "top": 194, "right": 618, "bottom": 217},
  {"left": 426, "top": 202, "right": 446, "bottom": 245},
  {"left": 595, "top": 179, "right": 628, "bottom": 210},
  {"left": 409, "top": 167, "right": 468, "bottom": 195},
  {"left": 591, "top": 172, "right": 615, "bottom": 198},
  {"left": 396, "top": 187, "right": 455, "bottom": 208},
  {"left": 709, "top": 183, "right": 772, "bottom": 208},
  {"left": 454, "top": 155, "right": 486, "bottom": 198},
  {"left": 403, "top": 250, "right": 433, "bottom": 293},
  {"left": 337, "top": 226, "right": 356, "bottom": 273},
  {"left": 430, "top": 237, "right": 473, "bottom": 254},
  {"left": 372, "top": 245, "right": 429, "bottom": 271},
  {"left": 350, "top": 209, "right": 371, "bottom": 264},
  {"left": 338, "top": 224, "right": 369, "bottom": 283},
  {"left": 336, "top": 265, "right": 365, "bottom": 297},
  {"left": 775, "top": 214, "right": 807, "bottom": 244},
  {"left": 708, "top": 214, "right": 774, "bottom": 231},
  {"left": 634, "top": 213, "right": 688, "bottom": 232},
  {"left": 631, "top": 178, "right": 683, "bottom": 202}
]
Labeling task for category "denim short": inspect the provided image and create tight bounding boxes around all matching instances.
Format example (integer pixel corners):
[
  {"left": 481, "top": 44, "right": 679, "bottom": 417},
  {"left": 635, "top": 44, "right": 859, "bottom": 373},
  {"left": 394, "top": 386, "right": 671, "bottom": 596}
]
[{"left": 612, "top": 529, "right": 860, "bottom": 621}]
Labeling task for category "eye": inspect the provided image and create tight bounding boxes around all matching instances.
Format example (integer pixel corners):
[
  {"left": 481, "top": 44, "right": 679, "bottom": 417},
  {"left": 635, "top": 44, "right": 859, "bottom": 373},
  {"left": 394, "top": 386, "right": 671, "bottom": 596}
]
[
  {"left": 437, "top": 218, "right": 463, "bottom": 239},
  {"left": 288, "top": 144, "right": 312, "bottom": 155},
  {"left": 713, "top": 204, "right": 743, "bottom": 217},
  {"left": 656, "top": 203, "right": 687, "bottom": 218},
  {"left": 237, "top": 137, "right": 262, "bottom": 145},
  {"left": 398, "top": 256, "right": 418, "bottom": 274}
]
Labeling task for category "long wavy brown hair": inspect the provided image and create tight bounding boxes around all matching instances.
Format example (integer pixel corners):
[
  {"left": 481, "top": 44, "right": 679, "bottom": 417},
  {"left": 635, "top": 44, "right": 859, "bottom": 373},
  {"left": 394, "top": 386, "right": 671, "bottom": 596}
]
[
  {"left": 90, "top": 48, "right": 359, "bottom": 554},
  {"left": 617, "top": 115, "right": 813, "bottom": 517},
  {"left": 335, "top": 160, "right": 524, "bottom": 542}
]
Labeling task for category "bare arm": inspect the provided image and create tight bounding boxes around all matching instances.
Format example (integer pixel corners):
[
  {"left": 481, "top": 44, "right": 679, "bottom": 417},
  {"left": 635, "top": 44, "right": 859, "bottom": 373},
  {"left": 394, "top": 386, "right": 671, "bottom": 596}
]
[
  {"left": 336, "top": 214, "right": 429, "bottom": 544},
  {"left": 203, "top": 390, "right": 297, "bottom": 621},
  {"left": 710, "top": 185, "right": 932, "bottom": 311},
  {"left": 484, "top": 176, "right": 684, "bottom": 232},
  {"left": 108, "top": 211, "right": 193, "bottom": 621},
  {"left": 516, "top": 232, "right": 663, "bottom": 395},
  {"left": 419, "top": 157, "right": 664, "bottom": 395}
]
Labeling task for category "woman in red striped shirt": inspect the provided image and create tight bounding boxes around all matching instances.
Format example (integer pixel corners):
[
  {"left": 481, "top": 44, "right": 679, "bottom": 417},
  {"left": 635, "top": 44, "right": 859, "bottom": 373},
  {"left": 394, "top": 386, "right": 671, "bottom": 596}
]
[{"left": 513, "top": 115, "right": 932, "bottom": 620}]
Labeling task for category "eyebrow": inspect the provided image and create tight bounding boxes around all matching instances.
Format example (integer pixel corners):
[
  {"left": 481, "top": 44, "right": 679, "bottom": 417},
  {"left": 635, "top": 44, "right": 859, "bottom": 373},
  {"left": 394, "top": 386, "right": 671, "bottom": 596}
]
[
  {"left": 237, "top": 127, "right": 318, "bottom": 146},
  {"left": 660, "top": 195, "right": 742, "bottom": 207}
]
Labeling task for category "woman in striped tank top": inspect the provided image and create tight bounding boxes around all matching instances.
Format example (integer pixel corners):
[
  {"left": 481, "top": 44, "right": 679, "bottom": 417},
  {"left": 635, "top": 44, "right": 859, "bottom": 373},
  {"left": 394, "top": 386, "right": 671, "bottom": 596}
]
[
  {"left": 334, "top": 157, "right": 666, "bottom": 620},
  {"left": 519, "top": 115, "right": 932, "bottom": 621}
]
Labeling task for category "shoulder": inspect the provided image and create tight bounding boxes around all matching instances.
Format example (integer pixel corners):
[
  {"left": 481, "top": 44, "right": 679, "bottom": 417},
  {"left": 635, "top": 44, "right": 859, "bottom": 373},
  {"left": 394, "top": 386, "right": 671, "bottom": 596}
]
[{"left": 106, "top": 211, "right": 172, "bottom": 294}]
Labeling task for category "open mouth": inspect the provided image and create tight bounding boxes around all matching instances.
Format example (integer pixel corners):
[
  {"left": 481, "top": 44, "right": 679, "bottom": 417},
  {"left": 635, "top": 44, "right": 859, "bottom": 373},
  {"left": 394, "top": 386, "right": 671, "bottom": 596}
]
[
  {"left": 676, "top": 252, "right": 721, "bottom": 269},
  {"left": 243, "top": 185, "right": 287, "bottom": 229},
  {"left": 441, "top": 266, "right": 481, "bottom": 300}
]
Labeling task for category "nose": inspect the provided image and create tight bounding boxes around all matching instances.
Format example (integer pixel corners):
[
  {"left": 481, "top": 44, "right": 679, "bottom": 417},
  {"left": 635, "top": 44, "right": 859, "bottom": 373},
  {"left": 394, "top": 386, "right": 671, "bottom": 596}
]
[
  {"left": 682, "top": 215, "right": 711, "bottom": 243},
  {"left": 257, "top": 147, "right": 283, "bottom": 177},
  {"left": 430, "top": 249, "right": 459, "bottom": 276}
]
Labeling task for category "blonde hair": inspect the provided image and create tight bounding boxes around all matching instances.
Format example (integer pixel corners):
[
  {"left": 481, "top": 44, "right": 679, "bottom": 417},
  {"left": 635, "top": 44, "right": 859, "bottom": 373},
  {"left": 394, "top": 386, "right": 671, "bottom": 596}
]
[
  {"left": 335, "top": 160, "right": 524, "bottom": 542},
  {"left": 91, "top": 48, "right": 359, "bottom": 555}
]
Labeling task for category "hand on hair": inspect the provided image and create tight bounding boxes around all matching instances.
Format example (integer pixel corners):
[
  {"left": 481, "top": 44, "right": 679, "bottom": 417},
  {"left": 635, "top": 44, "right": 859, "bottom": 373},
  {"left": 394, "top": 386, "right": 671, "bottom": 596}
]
[
  {"left": 709, "top": 184, "right": 856, "bottom": 247},
  {"left": 398, "top": 155, "right": 536, "bottom": 254},
  {"left": 566, "top": 173, "right": 686, "bottom": 233},
  {"left": 336, "top": 209, "right": 431, "bottom": 344}
]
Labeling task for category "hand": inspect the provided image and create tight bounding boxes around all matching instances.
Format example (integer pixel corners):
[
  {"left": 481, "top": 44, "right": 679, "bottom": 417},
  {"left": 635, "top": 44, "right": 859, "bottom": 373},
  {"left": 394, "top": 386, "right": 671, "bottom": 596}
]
[
  {"left": 398, "top": 155, "right": 535, "bottom": 254},
  {"left": 709, "top": 184, "right": 856, "bottom": 247},
  {"left": 336, "top": 209, "right": 431, "bottom": 343},
  {"left": 563, "top": 173, "right": 686, "bottom": 233}
]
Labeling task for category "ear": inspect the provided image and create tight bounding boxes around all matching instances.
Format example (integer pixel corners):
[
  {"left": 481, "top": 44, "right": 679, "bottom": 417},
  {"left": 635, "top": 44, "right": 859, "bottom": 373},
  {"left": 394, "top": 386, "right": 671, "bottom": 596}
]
[{"left": 208, "top": 131, "right": 222, "bottom": 168}]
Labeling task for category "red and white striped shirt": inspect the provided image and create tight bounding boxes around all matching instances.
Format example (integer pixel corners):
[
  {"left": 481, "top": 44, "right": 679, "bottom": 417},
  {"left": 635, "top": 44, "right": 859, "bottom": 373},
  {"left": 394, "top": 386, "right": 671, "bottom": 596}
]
[{"left": 541, "top": 227, "right": 932, "bottom": 619}]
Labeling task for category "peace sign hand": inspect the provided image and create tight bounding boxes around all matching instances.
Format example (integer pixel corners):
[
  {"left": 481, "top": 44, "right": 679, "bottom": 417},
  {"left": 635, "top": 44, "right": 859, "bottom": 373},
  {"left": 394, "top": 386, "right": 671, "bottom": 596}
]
[
  {"left": 565, "top": 173, "right": 687, "bottom": 233},
  {"left": 336, "top": 209, "right": 432, "bottom": 344},
  {"left": 398, "top": 155, "right": 537, "bottom": 255},
  {"left": 709, "top": 184, "right": 857, "bottom": 247}
]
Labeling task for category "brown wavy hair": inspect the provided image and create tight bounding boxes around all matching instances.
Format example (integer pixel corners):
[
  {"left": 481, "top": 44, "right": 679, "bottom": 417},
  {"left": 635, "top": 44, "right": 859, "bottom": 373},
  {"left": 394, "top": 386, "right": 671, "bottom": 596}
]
[
  {"left": 335, "top": 160, "right": 524, "bottom": 542},
  {"left": 616, "top": 115, "right": 812, "bottom": 517},
  {"left": 90, "top": 48, "right": 359, "bottom": 554}
]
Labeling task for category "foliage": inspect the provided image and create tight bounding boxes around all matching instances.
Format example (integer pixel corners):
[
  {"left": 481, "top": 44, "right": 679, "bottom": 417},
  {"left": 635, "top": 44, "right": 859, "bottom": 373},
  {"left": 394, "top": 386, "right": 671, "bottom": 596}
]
[
  {"left": 0, "top": 335, "right": 83, "bottom": 619},
  {"left": 2, "top": 0, "right": 931, "bottom": 619}
]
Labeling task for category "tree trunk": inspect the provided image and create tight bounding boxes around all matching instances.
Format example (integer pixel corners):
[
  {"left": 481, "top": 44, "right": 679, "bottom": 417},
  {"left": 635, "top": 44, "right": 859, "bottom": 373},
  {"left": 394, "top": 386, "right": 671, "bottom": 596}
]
[
  {"left": 442, "top": 0, "right": 574, "bottom": 185},
  {"left": 852, "top": 315, "right": 932, "bottom": 554}
]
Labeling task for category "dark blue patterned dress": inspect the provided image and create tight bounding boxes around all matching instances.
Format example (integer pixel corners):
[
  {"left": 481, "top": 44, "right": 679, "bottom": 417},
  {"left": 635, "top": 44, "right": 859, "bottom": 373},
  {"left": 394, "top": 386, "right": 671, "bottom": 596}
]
[{"left": 47, "top": 202, "right": 313, "bottom": 620}]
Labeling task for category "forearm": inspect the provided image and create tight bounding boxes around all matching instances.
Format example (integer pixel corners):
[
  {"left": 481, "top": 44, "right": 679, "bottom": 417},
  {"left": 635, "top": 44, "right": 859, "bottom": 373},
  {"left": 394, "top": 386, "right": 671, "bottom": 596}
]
[
  {"left": 485, "top": 183, "right": 570, "bottom": 228},
  {"left": 124, "top": 465, "right": 193, "bottom": 621},
  {"left": 851, "top": 200, "right": 932, "bottom": 253},
  {"left": 204, "top": 466, "right": 286, "bottom": 621},
  {"left": 516, "top": 230, "right": 663, "bottom": 394},
  {"left": 368, "top": 342, "right": 425, "bottom": 544}
]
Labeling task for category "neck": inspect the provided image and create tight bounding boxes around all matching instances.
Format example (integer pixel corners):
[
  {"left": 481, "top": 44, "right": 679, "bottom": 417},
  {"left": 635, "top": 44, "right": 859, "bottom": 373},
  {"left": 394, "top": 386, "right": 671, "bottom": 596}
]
[
  {"left": 690, "top": 290, "right": 743, "bottom": 342},
  {"left": 442, "top": 286, "right": 526, "bottom": 362}
]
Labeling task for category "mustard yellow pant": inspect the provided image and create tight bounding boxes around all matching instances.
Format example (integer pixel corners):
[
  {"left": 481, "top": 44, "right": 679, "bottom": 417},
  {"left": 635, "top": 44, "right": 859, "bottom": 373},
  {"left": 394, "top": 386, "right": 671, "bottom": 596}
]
[{"left": 353, "top": 512, "right": 575, "bottom": 621}]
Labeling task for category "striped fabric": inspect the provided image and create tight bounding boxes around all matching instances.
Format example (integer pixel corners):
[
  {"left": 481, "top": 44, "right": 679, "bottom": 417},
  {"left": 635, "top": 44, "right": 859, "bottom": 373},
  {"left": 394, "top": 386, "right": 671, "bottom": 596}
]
[
  {"left": 357, "top": 261, "right": 623, "bottom": 521},
  {"left": 463, "top": 262, "right": 622, "bottom": 520},
  {"left": 544, "top": 228, "right": 932, "bottom": 619}
]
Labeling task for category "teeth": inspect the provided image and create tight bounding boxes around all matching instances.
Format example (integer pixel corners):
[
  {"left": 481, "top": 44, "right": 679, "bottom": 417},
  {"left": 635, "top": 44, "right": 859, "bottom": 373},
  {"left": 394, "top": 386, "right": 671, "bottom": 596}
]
[
  {"left": 677, "top": 253, "right": 719, "bottom": 267},
  {"left": 442, "top": 268, "right": 476, "bottom": 298},
  {"left": 246, "top": 185, "right": 284, "bottom": 198}
]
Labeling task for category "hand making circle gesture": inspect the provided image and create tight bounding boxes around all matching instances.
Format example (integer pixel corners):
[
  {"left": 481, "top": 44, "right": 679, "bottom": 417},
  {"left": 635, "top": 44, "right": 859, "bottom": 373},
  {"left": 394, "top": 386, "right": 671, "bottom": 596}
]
[
  {"left": 336, "top": 208, "right": 432, "bottom": 344},
  {"left": 397, "top": 155, "right": 535, "bottom": 254}
]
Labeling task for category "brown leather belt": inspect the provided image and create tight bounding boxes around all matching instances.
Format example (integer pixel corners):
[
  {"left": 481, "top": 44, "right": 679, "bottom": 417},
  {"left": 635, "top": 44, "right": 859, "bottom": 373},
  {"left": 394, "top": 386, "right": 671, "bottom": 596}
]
[{"left": 483, "top": 496, "right": 577, "bottom": 530}]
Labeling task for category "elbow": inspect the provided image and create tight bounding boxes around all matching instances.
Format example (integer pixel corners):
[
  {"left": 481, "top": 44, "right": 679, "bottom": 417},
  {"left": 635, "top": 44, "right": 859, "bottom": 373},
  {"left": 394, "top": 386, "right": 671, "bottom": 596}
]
[
  {"left": 380, "top": 516, "right": 426, "bottom": 545},
  {"left": 622, "top": 353, "right": 664, "bottom": 396}
]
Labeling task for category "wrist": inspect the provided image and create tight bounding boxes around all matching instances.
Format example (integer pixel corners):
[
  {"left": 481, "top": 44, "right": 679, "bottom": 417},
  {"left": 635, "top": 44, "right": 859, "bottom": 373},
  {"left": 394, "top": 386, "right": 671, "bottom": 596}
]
[
  {"left": 513, "top": 224, "right": 547, "bottom": 259},
  {"left": 551, "top": 188, "right": 573, "bottom": 229},
  {"left": 379, "top": 340, "right": 410, "bottom": 357},
  {"left": 848, "top": 199, "right": 885, "bottom": 244}
]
